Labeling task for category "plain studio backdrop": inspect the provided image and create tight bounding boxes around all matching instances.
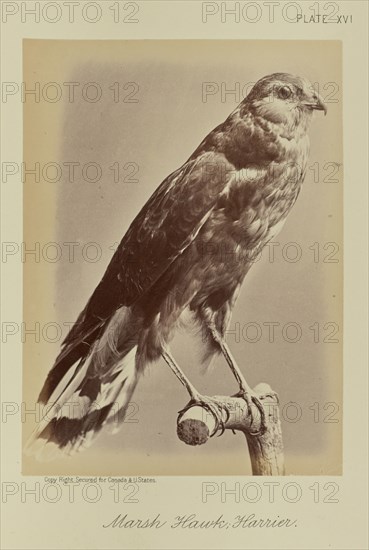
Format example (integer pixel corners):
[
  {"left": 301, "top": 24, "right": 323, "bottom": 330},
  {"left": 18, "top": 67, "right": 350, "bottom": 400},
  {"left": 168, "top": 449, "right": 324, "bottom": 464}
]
[{"left": 23, "top": 40, "right": 342, "bottom": 475}]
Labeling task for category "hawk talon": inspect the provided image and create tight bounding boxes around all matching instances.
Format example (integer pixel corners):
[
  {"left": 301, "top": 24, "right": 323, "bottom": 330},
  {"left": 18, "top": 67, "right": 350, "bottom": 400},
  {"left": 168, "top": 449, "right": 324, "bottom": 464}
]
[
  {"left": 214, "top": 403, "right": 231, "bottom": 437},
  {"left": 233, "top": 391, "right": 268, "bottom": 436},
  {"left": 177, "top": 399, "right": 196, "bottom": 418},
  {"left": 177, "top": 397, "right": 229, "bottom": 437},
  {"left": 200, "top": 400, "right": 228, "bottom": 437},
  {"left": 249, "top": 395, "right": 268, "bottom": 436}
]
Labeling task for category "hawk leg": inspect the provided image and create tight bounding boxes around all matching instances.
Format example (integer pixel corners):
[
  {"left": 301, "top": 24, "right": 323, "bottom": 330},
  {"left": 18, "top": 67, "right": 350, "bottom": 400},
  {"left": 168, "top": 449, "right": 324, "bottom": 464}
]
[
  {"left": 209, "top": 325, "right": 275, "bottom": 436},
  {"left": 161, "top": 348, "right": 229, "bottom": 436}
]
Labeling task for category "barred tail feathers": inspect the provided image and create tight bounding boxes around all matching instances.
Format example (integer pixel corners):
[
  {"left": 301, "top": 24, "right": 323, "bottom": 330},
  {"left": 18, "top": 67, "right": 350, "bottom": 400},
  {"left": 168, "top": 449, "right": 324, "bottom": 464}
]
[{"left": 26, "top": 307, "right": 141, "bottom": 459}]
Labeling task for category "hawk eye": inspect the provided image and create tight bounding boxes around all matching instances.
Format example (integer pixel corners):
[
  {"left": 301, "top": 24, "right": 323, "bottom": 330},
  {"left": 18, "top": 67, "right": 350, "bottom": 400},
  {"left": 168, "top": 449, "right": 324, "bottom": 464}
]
[{"left": 278, "top": 86, "right": 292, "bottom": 99}]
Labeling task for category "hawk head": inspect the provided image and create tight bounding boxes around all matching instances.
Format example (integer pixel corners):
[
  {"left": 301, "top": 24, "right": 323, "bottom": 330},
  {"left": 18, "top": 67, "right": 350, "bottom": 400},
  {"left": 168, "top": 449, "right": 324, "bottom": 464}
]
[{"left": 243, "top": 73, "right": 327, "bottom": 131}]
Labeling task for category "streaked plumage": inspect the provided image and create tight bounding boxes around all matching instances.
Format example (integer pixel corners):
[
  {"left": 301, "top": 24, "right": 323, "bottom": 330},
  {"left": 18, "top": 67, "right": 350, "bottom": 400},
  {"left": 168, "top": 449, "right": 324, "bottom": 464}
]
[{"left": 28, "top": 73, "right": 326, "bottom": 457}]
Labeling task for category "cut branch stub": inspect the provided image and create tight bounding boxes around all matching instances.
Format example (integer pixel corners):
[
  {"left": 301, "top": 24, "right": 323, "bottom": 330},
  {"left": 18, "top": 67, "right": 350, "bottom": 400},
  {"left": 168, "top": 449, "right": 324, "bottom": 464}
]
[{"left": 176, "top": 383, "right": 285, "bottom": 476}]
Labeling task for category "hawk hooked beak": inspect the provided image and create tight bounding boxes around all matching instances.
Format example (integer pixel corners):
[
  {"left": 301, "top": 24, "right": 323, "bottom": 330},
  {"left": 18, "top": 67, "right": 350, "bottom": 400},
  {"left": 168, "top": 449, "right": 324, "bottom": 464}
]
[{"left": 303, "top": 91, "right": 327, "bottom": 115}]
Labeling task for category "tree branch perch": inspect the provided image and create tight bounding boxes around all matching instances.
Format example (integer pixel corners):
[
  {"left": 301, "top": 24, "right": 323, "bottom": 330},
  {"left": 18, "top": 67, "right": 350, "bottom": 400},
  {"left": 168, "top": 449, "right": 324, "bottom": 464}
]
[{"left": 177, "top": 383, "right": 285, "bottom": 476}]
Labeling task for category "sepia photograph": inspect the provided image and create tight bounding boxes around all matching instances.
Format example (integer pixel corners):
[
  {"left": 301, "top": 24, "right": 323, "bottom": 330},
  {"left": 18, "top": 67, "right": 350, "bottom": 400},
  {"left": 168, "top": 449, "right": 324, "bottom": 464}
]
[
  {"left": 2, "top": 2, "right": 369, "bottom": 549},
  {"left": 22, "top": 39, "right": 343, "bottom": 476}
]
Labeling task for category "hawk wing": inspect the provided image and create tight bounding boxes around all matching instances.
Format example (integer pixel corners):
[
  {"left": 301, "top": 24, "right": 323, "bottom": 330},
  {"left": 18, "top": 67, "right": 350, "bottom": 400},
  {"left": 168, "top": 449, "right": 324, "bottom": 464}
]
[{"left": 63, "top": 148, "right": 236, "bottom": 348}]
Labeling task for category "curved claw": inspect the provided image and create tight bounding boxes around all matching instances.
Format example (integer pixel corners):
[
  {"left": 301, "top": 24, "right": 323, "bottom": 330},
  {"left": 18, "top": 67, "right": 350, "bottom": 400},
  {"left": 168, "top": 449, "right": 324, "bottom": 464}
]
[
  {"left": 249, "top": 395, "right": 267, "bottom": 436},
  {"left": 200, "top": 400, "right": 228, "bottom": 437},
  {"left": 177, "top": 399, "right": 201, "bottom": 425},
  {"left": 234, "top": 391, "right": 268, "bottom": 437},
  {"left": 177, "top": 399, "right": 197, "bottom": 420},
  {"left": 214, "top": 402, "right": 230, "bottom": 437},
  {"left": 178, "top": 398, "right": 229, "bottom": 438}
]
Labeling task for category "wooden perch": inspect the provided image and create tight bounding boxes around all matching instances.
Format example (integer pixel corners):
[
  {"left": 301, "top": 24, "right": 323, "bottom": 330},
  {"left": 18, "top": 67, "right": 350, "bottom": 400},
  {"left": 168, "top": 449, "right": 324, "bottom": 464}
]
[{"left": 177, "top": 383, "right": 285, "bottom": 476}]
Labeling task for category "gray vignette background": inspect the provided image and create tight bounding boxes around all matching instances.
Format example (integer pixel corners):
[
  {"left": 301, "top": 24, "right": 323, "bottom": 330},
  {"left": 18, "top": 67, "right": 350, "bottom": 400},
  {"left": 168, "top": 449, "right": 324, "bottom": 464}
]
[{"left": 23, "top": 40, "right": 342, "bottom": 475}]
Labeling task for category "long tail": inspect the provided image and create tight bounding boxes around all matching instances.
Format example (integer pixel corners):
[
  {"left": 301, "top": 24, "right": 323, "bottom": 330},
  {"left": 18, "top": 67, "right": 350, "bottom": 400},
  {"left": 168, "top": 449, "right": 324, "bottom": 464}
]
[{"left": 26, "top": 307, "right": 141, "bottom": 459}]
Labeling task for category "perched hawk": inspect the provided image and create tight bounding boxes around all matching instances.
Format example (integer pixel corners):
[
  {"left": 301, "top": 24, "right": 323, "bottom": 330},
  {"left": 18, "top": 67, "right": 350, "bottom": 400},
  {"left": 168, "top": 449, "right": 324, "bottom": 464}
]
[{"left": 28, "top": 73, "right": 326, "bottom": 456}]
